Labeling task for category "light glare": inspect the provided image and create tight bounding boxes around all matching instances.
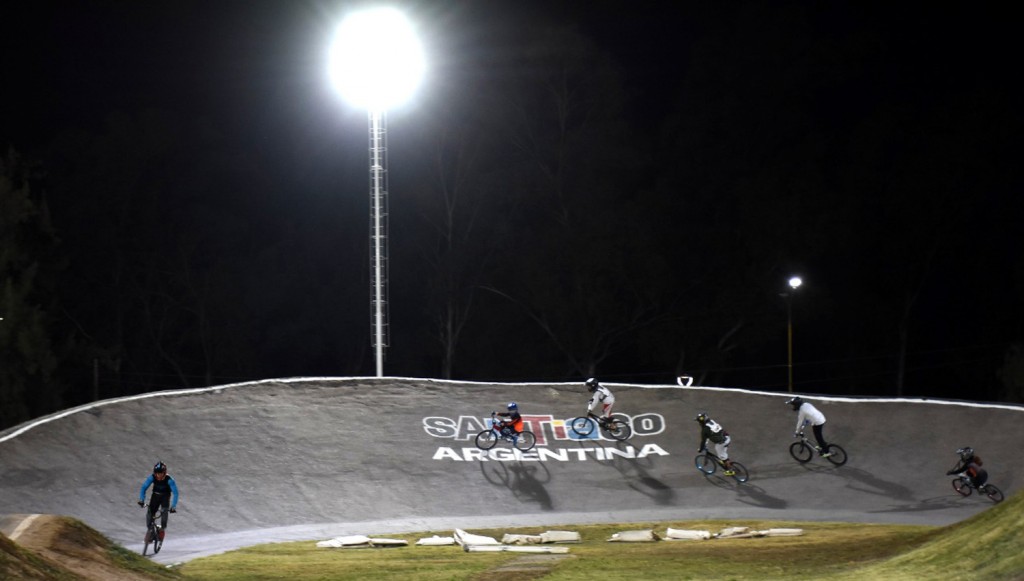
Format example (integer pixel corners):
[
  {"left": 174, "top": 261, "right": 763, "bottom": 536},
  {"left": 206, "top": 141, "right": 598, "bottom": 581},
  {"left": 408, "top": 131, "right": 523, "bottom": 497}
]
[
  {"left": 789, "top": 276, "right": 803, "bottom": 290},
  {"left": 328, "top": 8, "right": 425, "bottom": 111}
]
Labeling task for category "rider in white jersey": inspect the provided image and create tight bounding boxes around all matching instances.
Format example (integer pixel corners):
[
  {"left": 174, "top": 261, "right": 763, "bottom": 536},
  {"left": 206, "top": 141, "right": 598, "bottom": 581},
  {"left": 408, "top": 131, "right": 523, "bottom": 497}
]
[
  {"left": 585, "top": 378, "right": 615, "bottom": 418},
  {"left": 787, "top": 396, "right": 830, "bottom": 456}
]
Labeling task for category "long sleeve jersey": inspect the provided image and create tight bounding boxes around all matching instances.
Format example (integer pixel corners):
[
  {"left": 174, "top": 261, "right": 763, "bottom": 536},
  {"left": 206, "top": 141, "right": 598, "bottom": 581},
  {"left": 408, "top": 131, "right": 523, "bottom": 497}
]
[
  {"left": 795, "top": 403, "right": 826, "bottom": 432},
  {"left": 496, "top": 410, "right": 523, "bottom": 432},
  {"left": 699, "top": 418, "right": 728, "bottom": 448},
  {"left": 587, "top": 386, "right": 615, "bottom": 413},
  {"left": 139, "top": 474, "right": 179, "bottom": 508},
  {"left": 947, "top": 455, "right": 983, "bottom": 477}
]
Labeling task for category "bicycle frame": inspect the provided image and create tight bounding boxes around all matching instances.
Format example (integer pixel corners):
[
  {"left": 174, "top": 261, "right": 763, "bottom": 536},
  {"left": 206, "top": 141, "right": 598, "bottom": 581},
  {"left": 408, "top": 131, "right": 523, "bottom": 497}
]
[
  {"left": 476, "top": 413, "right": 537, "bottom": 452},
  {"left": 790, "top": 432, "right": 848, "bottom": 466},
  {"left": 143, "top": 505, "right": 168, "bottom": 555},
  {"left": 950, "top": 473, "right": 1004, "bottom": 502},
  {"left": 568, "top": 411, "right": 632, "bottom": 441},
  {"left": 704, "top": 450, "right": 728, "bottom": 467},
  {"left": 694, "top": 449, "right": 749, "bottom": 483},
  {"left": 696, "top": 446, "right": 730, "bottom": 469},
  {"left": 797, "top": 433, "right": 822, "bottom": 452},
  {"left": 146, "top": 506, "right": 168, "bottom": 527},
  {"left": 488, "top": 416, "right": 519, "bottom": 443}
]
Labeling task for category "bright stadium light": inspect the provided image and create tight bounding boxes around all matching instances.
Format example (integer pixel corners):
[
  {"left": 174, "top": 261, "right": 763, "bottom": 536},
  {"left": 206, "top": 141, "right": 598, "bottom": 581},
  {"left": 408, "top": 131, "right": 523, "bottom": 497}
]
[
  {"left": 328, "top": 8, "right": 425, "bottom": 112},
  {"left": 328, "top": 7, "right": 425, "bottom": 377}
]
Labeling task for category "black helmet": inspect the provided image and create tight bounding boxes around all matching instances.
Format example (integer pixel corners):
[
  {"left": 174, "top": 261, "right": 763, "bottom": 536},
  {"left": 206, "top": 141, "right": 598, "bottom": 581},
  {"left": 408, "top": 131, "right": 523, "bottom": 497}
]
[
  {"left": 153, "top": 461, "right": 167, "bottom": 474},
  {"left": 585, "top": 378, "right": 600, "bottom": 392},
  {"left": 957, "top": 447, "right": 974, "bottom": 460},
  {"left": 694, "top": 412, "right": 708, "bottom": 423},
  {"left": 785, "top": 396, "right": 804, "bottom": 410}
]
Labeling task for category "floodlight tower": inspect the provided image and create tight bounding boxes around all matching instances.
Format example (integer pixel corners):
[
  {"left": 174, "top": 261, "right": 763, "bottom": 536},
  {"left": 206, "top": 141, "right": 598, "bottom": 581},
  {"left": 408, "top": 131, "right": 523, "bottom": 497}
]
[
  {"left": 782, "top": 276, "right": 803, "bottom": 392},
  {"left": 329, "top": 8, "right": 425, "bottom": 377}
]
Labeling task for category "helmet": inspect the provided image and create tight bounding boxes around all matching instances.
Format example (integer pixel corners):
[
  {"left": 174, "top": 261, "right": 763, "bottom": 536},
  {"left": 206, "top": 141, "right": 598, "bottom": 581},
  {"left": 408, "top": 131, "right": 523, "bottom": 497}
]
[
  {"left": 153, "top": 461, "right": 167, "bottom": 474},
  {"left": 585, "top": 378, "right": 600, "bottom": 392},
  {"left": 507, "top": 402, "right": 518, "bottom": 411},
  {"left": 786, "top": 396, "right": 804, "bottom": 410},
  {"left": 957, "top": 447, "right": 974, "bottom": 460},
  {"left": 694, "top": 412, "right": 708, "bottom": 423}
]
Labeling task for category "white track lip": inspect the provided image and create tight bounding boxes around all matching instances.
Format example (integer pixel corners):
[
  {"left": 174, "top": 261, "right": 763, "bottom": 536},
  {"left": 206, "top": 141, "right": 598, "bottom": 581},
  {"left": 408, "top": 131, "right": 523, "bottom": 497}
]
[
  {"left": 2, "top": 376, "right": 1020, "bottom": 445},
  {"left": 9, "top": 514, "right": 40, "bottom": 541}
]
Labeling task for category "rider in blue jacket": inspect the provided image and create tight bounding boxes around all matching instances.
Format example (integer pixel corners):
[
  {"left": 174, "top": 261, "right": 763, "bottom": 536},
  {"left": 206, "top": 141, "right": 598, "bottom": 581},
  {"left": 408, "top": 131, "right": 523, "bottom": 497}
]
[{"left": 138, "top": 461, "right": 179, "bottom": 539}]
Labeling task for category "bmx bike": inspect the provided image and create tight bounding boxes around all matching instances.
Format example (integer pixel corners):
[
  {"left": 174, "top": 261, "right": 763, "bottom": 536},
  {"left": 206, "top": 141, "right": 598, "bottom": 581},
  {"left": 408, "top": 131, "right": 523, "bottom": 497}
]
[
  {"left": 475, "top": 412, "right": 537, "bottom": 451},
  {"left": 568, "top": 411, "right": 632, "bottom": 441},
  {"left": 142, "top": 506, "right": 169, "bottom": 556},
  {"left": 951, "top": 473, "right": 1004, "bottom": 503},
  {"left": 789, "top": 432, "right": 848, "bottom": 466},
  {"left": 695, "top": 449, "right": 749, "bottom": 483}
]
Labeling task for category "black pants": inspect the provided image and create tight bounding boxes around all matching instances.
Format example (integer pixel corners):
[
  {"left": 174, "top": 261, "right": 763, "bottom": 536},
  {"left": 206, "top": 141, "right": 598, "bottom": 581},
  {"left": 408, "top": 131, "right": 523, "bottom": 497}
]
[
  {"left": 812, "top": 424, "right": 828, "bottom": 450},
  {"left": 147, "top": 495, "right": 170, "bottom": 529},
  {"left": 971, "top": 468, "right": 988, "bottom": 487}
]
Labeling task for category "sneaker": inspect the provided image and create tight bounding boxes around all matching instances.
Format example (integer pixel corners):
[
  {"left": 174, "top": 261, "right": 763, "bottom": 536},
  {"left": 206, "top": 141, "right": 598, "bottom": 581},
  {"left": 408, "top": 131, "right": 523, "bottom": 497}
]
[
  {"left": 723, "top": 470, "right": 736, "bottom": 476},
  {"left": 820, "top": 451, "right": 833, "bottom": 458}
]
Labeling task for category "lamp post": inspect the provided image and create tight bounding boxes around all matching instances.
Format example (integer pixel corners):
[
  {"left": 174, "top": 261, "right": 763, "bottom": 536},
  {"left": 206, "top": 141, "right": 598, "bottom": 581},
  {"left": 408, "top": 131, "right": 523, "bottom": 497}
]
[
  {"left": 782, "top": 276, "right": 803, "bottom": 392},
  {"left": 328, "top": 8, "right": 425, "bottom": 377}
]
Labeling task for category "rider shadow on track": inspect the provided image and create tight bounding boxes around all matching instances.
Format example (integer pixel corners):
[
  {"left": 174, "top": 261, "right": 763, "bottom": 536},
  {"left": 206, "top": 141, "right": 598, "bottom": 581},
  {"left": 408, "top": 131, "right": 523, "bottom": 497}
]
[
  {"left": 866, "top": 495, "right": 980, "bottom": 514},
  {"left": 799, "top": 463, "right": 914, "bottom": 501},
  {"left": 581, "top": 439, "right": 676, "bottom": 506},
  {"left": 733, "top": 482, "right": 787, "bottom": 509},
  {"left": 478, "top": 460, "right": 553, "bottom": 511},
  {"left": 695, "top": 467, "right": 787, "bottom": 509}
]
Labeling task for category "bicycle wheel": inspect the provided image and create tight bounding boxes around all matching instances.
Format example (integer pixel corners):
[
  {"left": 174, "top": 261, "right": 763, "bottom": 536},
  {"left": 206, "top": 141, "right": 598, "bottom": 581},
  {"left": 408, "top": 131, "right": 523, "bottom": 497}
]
[
  {"left": 789, "top": 441, "right": 813, "bottom": 463},
  {"left": 153, "top": 533, "right": 163, "bottom": 554},
  {"left": 824, "top": 444, "right": 848, "bottom": 466},
  {"left": 694, "top": 454, "right": 716, "bottom": 475},
  {"left": 604, "top": 415, "right": 632, "bottom": 441},
  {"left": 981, "top": 484, "right": 1004, "bottom": 503},
  {"left": 952, "top": 477, "right": 972, "bottom": 497},
  {"left": 514, "top": 431, "right": 537, "bottom": 451},
  {"left": 727, "top": 461, "right": 749, "bottom": 483},
  {"left": 569, "top": 416, "right": 596, "bottom": 437},
  {"left": 475, "top": 429, "right": 498, "bottom": 450},
  {"left": 142, "top": 527, "right": 155, "bottom": 555}
]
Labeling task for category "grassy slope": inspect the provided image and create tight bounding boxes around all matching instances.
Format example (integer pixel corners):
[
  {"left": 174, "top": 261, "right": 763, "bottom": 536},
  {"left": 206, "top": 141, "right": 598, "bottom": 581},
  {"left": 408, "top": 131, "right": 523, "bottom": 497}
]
[{"left": 833, "top": 490, "right": 1024, "bottom": 580}]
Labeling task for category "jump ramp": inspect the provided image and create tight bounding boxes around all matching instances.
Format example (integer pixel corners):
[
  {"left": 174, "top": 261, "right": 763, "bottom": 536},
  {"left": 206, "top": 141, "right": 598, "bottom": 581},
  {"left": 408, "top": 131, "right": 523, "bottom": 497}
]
[{"left": 0, "top": 378, "right": 1020, "bottom": 564}]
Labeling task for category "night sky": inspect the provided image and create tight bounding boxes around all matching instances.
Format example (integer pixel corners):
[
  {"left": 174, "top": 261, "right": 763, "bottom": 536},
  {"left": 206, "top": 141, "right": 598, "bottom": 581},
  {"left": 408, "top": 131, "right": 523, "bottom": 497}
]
[{"left": 2, "top": 1, "right": 1022, "bottom": 425}]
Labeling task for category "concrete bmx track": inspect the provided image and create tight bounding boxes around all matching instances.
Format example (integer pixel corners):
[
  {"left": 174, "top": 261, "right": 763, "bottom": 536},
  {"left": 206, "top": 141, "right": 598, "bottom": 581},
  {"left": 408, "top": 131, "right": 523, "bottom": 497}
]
[{"left": 1, "top": 377, "right": 1021, "bottom": 565}]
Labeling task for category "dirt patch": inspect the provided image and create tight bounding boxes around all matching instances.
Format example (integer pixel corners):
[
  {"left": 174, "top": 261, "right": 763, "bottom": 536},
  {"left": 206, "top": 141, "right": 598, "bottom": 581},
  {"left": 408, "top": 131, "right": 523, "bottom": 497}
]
[
  {"left": 1, "top": 529, "right": 85, "bottom": 580},
  {"left": 5, "top": 514, "right": 177, "bottom": 581}
]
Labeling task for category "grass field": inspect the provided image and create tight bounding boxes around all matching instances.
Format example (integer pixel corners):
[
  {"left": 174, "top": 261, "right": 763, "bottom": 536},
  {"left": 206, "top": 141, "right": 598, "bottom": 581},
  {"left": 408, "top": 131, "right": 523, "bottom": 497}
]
[
  {"left": 179, "top": 521, "right": 930, "bottom": 580},
  {"left": 177, "top": 490, "right": 1022, "bottom": 580}
]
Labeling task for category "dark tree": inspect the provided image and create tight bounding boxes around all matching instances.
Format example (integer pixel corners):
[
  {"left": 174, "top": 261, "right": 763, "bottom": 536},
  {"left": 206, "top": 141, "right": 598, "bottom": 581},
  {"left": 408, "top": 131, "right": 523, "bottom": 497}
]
[{"left": 0, "top": 148, "right": 62, "bottom": 428}]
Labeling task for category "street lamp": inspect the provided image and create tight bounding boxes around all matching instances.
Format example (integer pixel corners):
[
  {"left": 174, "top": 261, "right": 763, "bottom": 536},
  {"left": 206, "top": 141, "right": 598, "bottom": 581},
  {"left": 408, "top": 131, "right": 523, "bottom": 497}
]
[
  {"left": 328, "top": 8, "right": 425, "bottom": 377},
  {"left": 782, "top": 276, "right": 803, "bottom": 392}
]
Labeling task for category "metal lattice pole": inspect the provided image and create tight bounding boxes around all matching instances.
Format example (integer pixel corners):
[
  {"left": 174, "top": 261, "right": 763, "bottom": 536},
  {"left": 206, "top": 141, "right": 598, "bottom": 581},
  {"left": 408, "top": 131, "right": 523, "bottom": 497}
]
[{"left": 369, "top": 110, "right": 389, "bottom": 376}]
